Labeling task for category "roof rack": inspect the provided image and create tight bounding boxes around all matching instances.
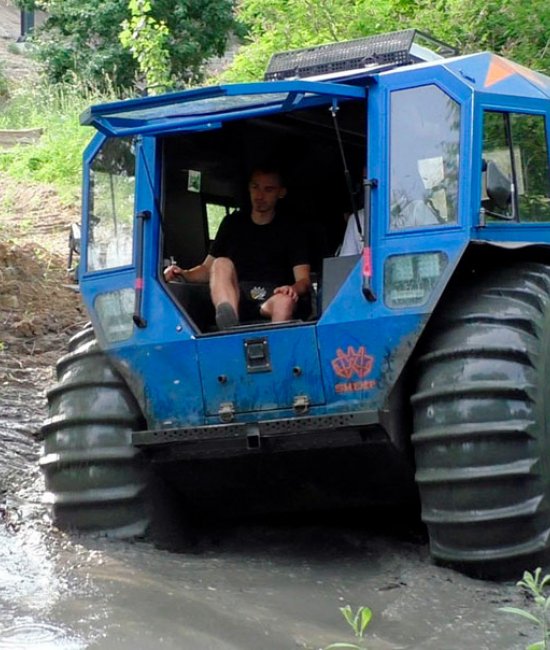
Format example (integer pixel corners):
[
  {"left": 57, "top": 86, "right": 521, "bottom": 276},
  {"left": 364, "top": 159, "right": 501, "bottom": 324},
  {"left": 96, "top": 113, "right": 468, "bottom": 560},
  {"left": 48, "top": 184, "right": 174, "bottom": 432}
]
[{"left": 264, "top": 29, "right": 458, "bottom": 82}]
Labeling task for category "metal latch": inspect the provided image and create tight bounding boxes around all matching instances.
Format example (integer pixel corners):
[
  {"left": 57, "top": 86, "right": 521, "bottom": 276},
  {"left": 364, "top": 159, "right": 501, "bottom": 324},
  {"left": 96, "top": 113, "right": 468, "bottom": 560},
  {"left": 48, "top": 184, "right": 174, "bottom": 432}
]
[
  {"left": 218, "top": 401, "right": 235, "bottom": 423},
  {"left": 244, "top": 337, "right": 271, "bottom": 373},
  {"left": 293, "top": 395, "right": 310, "bottom": 415}
]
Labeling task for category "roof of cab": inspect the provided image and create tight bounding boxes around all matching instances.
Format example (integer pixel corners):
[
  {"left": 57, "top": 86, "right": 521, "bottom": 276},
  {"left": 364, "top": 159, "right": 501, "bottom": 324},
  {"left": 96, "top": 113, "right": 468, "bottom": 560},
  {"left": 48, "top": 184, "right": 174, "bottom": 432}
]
[{"left": 81, "top": 33, "right": 550, "bottom": 139}]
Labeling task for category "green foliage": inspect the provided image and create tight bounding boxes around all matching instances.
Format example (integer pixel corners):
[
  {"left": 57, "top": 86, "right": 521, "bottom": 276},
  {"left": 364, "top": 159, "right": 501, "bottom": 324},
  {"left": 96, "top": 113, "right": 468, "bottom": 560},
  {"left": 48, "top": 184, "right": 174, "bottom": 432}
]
[
  {"left": 500, "top": 568, "right": 550, "bottom": 650},
  {"left": 323, "top": 605, "right": 373, "bottom": 650},
  {"left": 120, "top": 0, "right": 172, "bottom": 94},
  {"left": 224, "top": 0, "right": 550, "bottom": 82},
  {"left": 413, "top": 0, "right": 550, "bottom": 73},
  {"left": 223, "top": 0, "right": 370, "bottom": 82},
  {"left": 20, "top": 0, "right": 235, "bottom": 91},
  {"left": 0, "top": 80, "right": 114, "bottom": 201},
  {"left": 222, "top": 0, "right": 438, "bottom": 82},
  {"left": 0, "top": 63, "right": 8, "bottom": 100},
  {"left": 14, "top": 0, "right": 35, "bottom": 10}
]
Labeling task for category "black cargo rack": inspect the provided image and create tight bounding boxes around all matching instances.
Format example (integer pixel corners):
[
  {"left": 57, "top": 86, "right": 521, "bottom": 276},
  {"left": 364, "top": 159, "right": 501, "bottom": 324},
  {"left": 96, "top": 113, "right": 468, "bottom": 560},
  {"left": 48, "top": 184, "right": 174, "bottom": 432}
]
[{"left": 264, "top": 29, "right": 458, "bottom": 81}]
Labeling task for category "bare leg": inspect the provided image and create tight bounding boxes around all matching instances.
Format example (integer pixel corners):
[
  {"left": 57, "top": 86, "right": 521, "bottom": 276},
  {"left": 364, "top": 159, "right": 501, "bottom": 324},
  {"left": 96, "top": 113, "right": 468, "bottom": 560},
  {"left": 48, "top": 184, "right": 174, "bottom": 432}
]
[
  {"left": 210, "top": 257, "right": 240, "bottom": 328},
  {"left": 210, "top": 258, "right": 239, "bottom": 310},
  {"left": 260, "top": 293, "right": 295, "bottom": 322}
]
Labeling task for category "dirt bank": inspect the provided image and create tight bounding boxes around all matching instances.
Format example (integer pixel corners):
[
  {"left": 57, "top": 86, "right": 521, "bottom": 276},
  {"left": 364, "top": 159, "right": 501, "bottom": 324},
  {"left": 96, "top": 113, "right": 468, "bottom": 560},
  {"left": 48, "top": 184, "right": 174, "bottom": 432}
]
[{"left": 0, "top": 173, "right": 85, "bottom": 361}]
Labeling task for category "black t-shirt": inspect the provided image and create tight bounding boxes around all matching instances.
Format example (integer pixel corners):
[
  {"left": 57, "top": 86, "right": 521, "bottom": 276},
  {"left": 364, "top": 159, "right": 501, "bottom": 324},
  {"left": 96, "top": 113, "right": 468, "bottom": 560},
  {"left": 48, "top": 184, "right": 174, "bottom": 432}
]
[{"left": 210, "top": 211, "right": 309, "bottom": 285}]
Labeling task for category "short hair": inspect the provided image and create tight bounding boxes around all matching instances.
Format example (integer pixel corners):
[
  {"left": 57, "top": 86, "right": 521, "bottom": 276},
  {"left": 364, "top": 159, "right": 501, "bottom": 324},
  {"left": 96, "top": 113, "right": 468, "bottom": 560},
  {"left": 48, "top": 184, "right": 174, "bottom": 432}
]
[{"left": 249, "top": 162, "right": 286, "bottom": 187}]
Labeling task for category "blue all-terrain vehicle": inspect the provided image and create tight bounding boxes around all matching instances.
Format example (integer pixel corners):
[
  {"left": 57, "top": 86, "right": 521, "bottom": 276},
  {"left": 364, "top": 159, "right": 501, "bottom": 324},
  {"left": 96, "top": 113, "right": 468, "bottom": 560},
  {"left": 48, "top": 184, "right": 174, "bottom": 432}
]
[{"left": 41, "top": 29, "right": 550, "bottom": 576}]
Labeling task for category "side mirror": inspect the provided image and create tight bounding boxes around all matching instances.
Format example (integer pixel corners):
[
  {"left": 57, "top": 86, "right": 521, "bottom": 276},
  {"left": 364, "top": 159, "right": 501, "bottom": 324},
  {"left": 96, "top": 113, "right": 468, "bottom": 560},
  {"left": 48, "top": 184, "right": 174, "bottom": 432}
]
[
  {"left": 485, "top": 160, "right": 512, "bottom": 210},
  {"left": 67, "top": 222, "right": 81, "bottom": 280}
]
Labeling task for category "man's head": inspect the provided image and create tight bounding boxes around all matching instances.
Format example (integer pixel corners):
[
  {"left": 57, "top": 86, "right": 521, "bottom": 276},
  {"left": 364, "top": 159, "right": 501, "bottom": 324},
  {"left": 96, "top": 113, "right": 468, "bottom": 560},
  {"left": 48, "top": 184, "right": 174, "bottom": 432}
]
[{"left": 248, "top": 168, "right": 287, "bottom": 220}]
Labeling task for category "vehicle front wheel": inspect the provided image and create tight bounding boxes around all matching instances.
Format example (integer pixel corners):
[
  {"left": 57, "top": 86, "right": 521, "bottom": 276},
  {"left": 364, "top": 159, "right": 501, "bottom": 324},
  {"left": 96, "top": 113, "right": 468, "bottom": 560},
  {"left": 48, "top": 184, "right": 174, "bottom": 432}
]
[
  {"left": 412, "top": 262, "right": 550, "bottom": 576},
  {"left": 40, "top": 327, "right": 150, "bottom": 537}
]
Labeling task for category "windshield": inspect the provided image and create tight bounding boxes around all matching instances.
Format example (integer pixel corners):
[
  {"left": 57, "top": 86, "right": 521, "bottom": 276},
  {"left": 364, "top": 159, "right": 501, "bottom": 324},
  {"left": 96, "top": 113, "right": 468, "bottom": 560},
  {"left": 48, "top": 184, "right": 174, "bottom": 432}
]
[{"left": 87, "top": 137, "right": 136, "bottom": 271}]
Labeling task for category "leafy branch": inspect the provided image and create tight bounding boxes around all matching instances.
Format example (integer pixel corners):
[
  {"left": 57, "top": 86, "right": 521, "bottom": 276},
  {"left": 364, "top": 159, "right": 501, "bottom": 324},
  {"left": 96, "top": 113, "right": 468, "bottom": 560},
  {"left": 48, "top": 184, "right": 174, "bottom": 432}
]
[{"left": 119, "top": 0, "right": 172, "bottom": 95}]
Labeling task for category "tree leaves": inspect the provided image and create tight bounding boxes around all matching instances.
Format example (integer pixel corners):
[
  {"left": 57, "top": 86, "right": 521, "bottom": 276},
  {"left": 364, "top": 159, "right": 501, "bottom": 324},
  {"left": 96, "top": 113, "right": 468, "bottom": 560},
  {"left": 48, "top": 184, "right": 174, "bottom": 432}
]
[
  {"left": 19, "top": 0, "right": 235, "bottom": 91},
  {"left": 223, "top": 0, "right": 550, "bottom": 82}
]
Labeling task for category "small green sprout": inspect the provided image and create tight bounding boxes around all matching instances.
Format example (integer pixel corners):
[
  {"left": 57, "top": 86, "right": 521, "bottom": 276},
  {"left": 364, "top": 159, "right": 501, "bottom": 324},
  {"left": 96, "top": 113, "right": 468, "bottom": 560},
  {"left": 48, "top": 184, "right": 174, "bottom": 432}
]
[
  {"left": 323, "top": 605, "right": 373, "bottom": 650},
  {"left": 500, "top": 568, "right": 550, "bottom": 650}
]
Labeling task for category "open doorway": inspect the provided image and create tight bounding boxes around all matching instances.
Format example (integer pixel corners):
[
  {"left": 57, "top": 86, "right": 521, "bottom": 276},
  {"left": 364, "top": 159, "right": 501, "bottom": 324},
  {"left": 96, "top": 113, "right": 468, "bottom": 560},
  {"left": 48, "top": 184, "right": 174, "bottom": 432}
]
[{"left": 161, "top": 98, "right": 366, "bottom": 332}]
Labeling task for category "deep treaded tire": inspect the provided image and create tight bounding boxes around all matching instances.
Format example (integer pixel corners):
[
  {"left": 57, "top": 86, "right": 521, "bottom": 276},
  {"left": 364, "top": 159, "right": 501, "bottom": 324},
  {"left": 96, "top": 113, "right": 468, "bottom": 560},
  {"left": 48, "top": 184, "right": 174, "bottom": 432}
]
[
  {"left": 412, "top": 262, "right": 550, "bottom": 575},
  {"left": 40, "top": 327, "right": 150, "bottom": 537}
]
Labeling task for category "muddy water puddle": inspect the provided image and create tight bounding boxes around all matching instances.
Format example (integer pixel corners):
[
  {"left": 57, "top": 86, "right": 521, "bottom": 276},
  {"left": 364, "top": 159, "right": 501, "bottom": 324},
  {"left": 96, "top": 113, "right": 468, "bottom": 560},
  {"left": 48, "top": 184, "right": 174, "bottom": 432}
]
[
  {"left": 0, "top": 517, "right": 533, "bottom": 649},
  {"left": 0, "top": 356, "right": 538, "bottom": 649}
]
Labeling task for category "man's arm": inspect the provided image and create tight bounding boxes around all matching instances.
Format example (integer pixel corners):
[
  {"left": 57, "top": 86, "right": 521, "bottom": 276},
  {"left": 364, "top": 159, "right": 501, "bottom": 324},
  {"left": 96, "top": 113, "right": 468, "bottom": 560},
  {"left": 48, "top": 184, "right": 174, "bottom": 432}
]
[
  {"left": 163, "top": 255, "right": 215, "bottom": 283},
  {"left": 273, "top": 264, "right": 311, "bottom": 302},
  {"left": 165, "top": 210, "right": 233, "bottom": 282}
]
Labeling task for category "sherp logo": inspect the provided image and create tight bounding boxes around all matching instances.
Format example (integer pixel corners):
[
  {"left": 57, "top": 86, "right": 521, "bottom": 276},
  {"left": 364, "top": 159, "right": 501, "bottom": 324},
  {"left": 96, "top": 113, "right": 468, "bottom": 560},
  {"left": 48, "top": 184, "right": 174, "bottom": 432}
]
[{"left": 331, "top": 346, "right": 374, "bottom": 380}]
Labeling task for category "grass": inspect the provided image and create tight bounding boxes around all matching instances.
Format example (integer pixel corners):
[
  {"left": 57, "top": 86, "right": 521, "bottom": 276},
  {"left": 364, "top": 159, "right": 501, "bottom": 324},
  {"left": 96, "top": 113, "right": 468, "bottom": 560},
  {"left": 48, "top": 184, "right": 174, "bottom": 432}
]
[
  {"left": 0, "top": 77, "right": 119, "bottom": 202},
  {"left": 0, "top": 62, "right": 8, "bottom": 99},
  {"left": 6, "top": 42, "right": 23, "bottom": 56}
]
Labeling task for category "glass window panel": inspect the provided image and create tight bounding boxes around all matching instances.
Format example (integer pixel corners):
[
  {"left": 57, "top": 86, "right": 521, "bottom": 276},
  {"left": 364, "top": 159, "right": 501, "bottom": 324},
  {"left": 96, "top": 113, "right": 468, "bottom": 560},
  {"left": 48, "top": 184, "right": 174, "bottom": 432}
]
[
  {"left": 206, "top": 202, "right": 238, "bottom": 241},
  {"left": 103, "top": 93, "right": 291, "bottom": 123},
  {"left": 482, "top": 111, "right": 550, "bottom": 222},
  {"left": 390, "top": 85, "right": 460, "bottom": 230},
  {"left": 384, "top": 252, "right": 447, "bottom": 308},
  {"left": 482, "top": 112, "right": 514, "bottom": 221},
  {"left": 511, "top": 114, "right": 550, "bottom": 221},
  {"left": 95, "top": 288, "right": 135, "bottom": 342},
  {"left": 87, "top": 138, "right": 136, "bottom": 271}
]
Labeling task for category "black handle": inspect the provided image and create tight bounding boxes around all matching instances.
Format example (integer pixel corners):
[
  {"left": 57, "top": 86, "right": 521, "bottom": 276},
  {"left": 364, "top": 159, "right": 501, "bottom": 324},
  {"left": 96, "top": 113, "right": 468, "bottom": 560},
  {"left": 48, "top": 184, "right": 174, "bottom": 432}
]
[
  {"left": 362, "top": 178, "right": 377, "bottom": 302},
  {"left": 133, "top": 210, "right": 151, "bottom": 328}
]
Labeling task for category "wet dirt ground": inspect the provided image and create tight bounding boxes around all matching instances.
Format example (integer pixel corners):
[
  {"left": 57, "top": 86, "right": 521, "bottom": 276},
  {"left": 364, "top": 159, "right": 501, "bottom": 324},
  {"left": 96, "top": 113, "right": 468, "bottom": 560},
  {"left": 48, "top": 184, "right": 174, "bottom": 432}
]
[
  {"left": 0, "top": 177, "right": 541, "bottom": 650},
  {"left": 0, "top": 345, "right": 541, "bottom": 650}
]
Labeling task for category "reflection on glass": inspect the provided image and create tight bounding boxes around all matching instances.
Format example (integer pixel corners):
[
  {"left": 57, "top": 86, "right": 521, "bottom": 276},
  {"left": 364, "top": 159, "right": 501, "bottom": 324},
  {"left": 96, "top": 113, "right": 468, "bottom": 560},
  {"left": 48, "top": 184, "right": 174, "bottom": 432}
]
[
  {"left": 482, "top": 111, "right": 550, "bottom": 222},
  {"left": 95, "top": 288, "right": 135, "bottom": 342},
  {"left": 87, "top": 138, "right": 136, "bottom": 271},
  {"left": 390, "top": 85, "right": 460, "bottom": 230},
  {"left": 103, "top": 92, "right": 290, "bottom": 122},
  {"left": 384, "top": 252, "right": 447, "bottom": 308}
]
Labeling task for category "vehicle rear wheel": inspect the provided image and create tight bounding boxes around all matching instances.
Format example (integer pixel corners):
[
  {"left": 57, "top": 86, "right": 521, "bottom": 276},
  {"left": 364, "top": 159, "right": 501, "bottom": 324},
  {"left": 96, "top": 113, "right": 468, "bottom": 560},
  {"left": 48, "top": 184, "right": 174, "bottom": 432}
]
[
  {"left": 40, "top": 327, "right": 150, "bottom": 537},
  {"left": 412, "top": 262, "right": 550, "bottom": 576}
]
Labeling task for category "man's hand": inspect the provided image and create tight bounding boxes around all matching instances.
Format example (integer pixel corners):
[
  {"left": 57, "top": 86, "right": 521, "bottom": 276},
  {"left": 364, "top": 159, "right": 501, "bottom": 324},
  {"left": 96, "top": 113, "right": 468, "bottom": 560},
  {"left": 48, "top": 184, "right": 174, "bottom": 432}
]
[
  {"left": 163, "top": 264, "right": 186, "bottom": 282},
  {"left": 163, "top": 256, "right": 214, "bottom": 283},
  {"left": 274, "top": 285, "right": 299, "bottom": 303}
]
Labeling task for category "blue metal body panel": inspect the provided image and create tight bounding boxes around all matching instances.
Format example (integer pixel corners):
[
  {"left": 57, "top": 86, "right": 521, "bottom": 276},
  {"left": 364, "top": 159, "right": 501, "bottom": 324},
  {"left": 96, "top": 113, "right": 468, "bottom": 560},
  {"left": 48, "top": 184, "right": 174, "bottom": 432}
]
[
  {"left": 197, "top": 325, "right": 325, "bottom": 415},
  {"left": 77, "top": 47, "right": 550, "bottom": 434}
]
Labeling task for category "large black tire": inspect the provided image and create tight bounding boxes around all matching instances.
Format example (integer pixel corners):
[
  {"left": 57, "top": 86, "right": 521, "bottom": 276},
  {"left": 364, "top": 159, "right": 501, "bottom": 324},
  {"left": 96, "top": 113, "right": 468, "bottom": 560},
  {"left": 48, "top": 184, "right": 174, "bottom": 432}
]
[
  {"left": 412, "top": 262, "right": 550, "bottom": 576},
  {"left": 40, "top": 327, "right": 150, "bottom": 537}
]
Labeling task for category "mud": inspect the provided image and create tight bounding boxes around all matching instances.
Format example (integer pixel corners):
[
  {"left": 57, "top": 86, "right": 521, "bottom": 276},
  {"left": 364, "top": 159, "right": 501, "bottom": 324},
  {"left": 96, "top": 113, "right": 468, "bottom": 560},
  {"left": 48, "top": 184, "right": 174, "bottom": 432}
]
[{"left": 0, "top": 343, "right": 540, "bottom": 649}]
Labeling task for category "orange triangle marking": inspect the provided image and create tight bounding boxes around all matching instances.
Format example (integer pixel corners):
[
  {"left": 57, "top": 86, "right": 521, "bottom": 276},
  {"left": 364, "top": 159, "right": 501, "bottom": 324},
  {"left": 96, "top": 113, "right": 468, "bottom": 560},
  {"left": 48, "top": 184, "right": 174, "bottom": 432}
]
[{"left": 485, "top": 57, "right": 515, "bottom": 87}]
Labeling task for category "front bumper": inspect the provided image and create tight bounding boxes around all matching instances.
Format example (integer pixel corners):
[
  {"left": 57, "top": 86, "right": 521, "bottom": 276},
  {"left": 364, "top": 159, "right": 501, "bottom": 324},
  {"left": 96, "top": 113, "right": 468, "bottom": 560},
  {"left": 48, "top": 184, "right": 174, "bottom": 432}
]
[{"left": 132, "top": 409, "right": 385, "bottom": 460}]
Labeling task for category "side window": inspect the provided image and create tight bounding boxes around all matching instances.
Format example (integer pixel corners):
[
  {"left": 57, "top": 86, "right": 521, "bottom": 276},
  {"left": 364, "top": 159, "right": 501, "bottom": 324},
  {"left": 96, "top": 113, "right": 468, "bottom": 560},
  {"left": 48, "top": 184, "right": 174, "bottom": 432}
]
[
  {"left": 482, "top": 111, "right": 550, "bottom": 222},
  {"left": 206, "top": 202, "right": 234, "bottom": 241},
  {"left": 390, "top": 85, "right": 460, "bottom": 230},
  {"left": 87, "top": 137, "right": 136, "bottom": 271}
]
